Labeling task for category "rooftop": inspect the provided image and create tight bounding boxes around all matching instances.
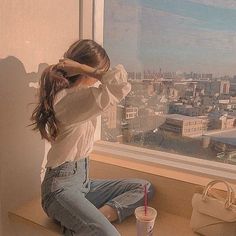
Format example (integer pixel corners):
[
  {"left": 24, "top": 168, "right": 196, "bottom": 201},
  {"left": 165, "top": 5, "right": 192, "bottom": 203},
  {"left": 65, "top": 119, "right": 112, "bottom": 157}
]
[
  {"left": 206, "top": 129, "right": 236, "bottom": 146},
  {"left": 165, "top": 114, "right": 202, "bottom": 121}
]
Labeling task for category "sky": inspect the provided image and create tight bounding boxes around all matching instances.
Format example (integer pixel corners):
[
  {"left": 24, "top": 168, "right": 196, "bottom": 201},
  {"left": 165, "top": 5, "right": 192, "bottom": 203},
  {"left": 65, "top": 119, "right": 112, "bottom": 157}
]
[{"left": 104, "top": 0, "right": 236, "bottom": 76}]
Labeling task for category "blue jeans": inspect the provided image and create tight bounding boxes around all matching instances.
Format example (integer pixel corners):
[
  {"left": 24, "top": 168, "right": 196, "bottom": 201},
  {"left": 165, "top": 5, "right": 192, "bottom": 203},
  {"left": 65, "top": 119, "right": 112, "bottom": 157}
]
[{"left": 41, "top": 157, "right": 155, "bottom": 236}]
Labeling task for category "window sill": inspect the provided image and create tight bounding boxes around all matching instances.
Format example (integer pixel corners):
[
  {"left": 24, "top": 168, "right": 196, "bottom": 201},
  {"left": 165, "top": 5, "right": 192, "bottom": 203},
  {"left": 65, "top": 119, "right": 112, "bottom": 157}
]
[
  {"left": 93, "top": 140, "right": 236, "bottom": 184},
  {"left": 90, "top": 149, "right": 236, "bottom": 219},
  {"left": 9, "top": 198, "right": 197, "bottom": 236}
]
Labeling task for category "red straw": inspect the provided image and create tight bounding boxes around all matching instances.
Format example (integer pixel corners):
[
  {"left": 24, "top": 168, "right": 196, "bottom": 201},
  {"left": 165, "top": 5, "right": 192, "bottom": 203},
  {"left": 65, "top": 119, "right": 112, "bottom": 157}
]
[{"left": 144, "top": 183, "right": 147, "bottom": 216}]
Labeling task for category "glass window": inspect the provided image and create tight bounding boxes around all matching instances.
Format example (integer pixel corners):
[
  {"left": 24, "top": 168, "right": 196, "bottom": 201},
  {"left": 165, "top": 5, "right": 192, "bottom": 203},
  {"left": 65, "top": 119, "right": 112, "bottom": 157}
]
[{"left": 102, "top": 0, "right": 236, "bottom": 165}]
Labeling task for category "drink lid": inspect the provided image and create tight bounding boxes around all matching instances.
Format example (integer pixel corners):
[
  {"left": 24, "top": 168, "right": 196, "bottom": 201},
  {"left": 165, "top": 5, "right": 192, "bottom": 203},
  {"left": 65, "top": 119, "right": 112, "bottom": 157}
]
[{"left": 135, "top": 206, "right": 157, "bottom": 221}]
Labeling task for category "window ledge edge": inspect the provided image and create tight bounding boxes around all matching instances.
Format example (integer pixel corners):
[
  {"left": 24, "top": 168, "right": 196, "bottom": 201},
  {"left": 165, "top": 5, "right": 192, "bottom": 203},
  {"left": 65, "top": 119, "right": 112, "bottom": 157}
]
[{"left": 92, "top": 141, "right": 236, "bottom": 186}]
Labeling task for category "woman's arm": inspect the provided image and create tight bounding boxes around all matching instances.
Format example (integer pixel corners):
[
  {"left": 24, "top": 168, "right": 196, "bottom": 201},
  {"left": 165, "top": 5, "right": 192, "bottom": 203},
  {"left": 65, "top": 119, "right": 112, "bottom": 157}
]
[
  {"left": 57, "top": 58, "right": 106, "bottom": 80},
  {"left": 54, "top": 64, "right": 131, "bottom": 125}
]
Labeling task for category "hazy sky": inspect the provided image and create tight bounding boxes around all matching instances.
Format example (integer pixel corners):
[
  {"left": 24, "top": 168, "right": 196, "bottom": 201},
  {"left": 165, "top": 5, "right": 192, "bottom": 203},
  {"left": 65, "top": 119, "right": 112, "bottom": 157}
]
[{"left": 104, "top": 0, "right": 236, "bottom": 76}]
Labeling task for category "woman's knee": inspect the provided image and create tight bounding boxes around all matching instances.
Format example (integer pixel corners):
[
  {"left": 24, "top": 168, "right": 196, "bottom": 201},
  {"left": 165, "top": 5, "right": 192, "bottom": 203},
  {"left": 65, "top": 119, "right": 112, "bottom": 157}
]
[
  {"left": 131, "top": 178, "right": 155, "bottom": 200},
  {"left": 146, "top": 181, "right": 155, "bottom": 200},
  {"left": 139, "top": 179, "right": 155, "bottom": 199}
]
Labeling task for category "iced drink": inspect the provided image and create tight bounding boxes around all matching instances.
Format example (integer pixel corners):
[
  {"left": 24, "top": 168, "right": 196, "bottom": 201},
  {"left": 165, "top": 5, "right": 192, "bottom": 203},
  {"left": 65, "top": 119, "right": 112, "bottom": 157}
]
[{"left": 135, "top": 206, "right": 157, "bottom": 236}]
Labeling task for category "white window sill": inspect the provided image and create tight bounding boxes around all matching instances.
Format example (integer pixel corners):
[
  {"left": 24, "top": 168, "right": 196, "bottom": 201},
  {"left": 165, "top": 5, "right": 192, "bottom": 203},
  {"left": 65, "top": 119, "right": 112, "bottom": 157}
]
[{"left": 93, "top": 140, "right": 236, "bottom": 185}]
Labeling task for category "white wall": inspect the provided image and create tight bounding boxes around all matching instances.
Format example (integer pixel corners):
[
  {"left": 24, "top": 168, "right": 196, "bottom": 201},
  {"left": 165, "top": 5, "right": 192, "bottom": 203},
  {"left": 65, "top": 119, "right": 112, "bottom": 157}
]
[{"left": 0, "top": 1, "right": 79, "bottom": 235}]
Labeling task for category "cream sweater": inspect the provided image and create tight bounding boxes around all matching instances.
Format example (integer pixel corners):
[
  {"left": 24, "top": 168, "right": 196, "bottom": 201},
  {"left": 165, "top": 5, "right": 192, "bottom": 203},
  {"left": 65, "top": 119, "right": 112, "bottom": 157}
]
[{"left": 45, "top": 64, "right": 131, "bottom": 168}]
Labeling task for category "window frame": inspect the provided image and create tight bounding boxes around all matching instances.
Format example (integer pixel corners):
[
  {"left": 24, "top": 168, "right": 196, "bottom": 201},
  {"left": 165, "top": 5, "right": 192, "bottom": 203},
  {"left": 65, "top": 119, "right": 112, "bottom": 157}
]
[{"left": 83, "top": 0, "right": 236, "bottom": 181}]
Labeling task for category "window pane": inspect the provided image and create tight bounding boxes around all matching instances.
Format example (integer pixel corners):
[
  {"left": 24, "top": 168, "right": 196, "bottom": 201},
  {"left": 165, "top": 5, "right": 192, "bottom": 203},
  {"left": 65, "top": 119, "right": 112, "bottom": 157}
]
[{"left": 102, "top": 0, "right": 236, "bottom": 165}]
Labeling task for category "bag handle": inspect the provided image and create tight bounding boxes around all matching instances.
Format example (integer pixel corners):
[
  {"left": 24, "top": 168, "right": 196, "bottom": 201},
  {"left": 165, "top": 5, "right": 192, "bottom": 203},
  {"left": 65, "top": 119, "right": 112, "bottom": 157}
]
[{"left": 202, "top": 180, "right": 235, "bottom": 209}]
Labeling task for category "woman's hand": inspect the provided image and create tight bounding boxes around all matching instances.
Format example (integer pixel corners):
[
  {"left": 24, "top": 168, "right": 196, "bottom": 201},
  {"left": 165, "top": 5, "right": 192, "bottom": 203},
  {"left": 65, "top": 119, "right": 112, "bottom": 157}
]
[
  {"left": 57, "top": 58, "right": 106, "bottom": 80},
  {"left": 57, "top": 58, "right": 85, "bottom": 77}
]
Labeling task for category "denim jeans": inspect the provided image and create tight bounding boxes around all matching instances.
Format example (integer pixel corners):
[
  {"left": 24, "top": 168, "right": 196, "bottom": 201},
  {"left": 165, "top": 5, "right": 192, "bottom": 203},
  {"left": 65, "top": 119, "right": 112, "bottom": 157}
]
[{"left": 41, "top": 157, "right": 155, "bottom": 236}]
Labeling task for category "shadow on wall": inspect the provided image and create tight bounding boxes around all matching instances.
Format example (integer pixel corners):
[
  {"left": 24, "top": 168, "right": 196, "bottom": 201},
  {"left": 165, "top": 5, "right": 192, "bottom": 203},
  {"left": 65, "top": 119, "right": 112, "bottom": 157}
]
[{"left": 0, "top": 56, "right": 47, "bottom": 236}]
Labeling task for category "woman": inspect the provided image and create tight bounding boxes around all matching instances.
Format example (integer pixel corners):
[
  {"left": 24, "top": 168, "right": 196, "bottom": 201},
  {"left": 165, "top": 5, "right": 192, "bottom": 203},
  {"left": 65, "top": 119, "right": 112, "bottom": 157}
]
[{"left": 31, "top": 39, "right": 155, "bottom": 236}]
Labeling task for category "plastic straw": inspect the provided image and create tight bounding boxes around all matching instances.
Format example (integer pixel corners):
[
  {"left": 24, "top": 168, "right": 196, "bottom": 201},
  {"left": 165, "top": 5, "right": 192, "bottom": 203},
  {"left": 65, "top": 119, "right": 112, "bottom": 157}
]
[{"left": 144, "top": 183, "right": 147, "bottom": 216}]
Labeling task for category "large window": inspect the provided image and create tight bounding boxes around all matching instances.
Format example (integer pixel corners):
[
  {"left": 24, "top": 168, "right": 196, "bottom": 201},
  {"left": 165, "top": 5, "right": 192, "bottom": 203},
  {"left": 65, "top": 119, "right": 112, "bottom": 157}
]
[{"left": 101, "top": 0, "right": 236, "bottom": 166}]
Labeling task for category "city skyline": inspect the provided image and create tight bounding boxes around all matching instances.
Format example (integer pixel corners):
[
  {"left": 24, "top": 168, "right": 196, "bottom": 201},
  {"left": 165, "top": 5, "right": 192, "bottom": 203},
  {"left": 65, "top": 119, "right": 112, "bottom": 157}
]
[{"left": 104, "top": 0, "right": 236, "bottom": 76}]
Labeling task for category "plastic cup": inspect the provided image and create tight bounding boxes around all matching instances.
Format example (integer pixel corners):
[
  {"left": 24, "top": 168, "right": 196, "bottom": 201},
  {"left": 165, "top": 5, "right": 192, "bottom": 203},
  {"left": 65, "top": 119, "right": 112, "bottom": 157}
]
[{"left": 134, "top": 206, "right": 157, "bottom": 236}]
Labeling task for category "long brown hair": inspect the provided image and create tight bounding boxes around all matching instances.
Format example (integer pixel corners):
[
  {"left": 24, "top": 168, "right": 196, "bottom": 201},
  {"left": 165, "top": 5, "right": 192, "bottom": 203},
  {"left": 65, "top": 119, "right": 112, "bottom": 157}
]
[{"left": 30, "top": 39, "right": 110, "bottom": 142}]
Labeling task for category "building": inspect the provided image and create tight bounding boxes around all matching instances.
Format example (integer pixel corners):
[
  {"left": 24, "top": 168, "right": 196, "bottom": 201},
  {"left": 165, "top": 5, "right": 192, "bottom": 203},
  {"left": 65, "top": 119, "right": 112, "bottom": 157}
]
[
  {"left": 126, "top": 115, "right": 161, "bottom": 133},
  {"left": 205, "top": 129, "right": 236, "bottom": 163},
  {"left": 169, "top": 103, "right": 203, "bottom": 117},
  {"left": 102, "top": 105, "right": 117, "bottom": 129},
  {"left": 220, "top": 80, "right": 230, "bottom": 94},
  {"left": 230, "top": 96, "right": 236, "bottom": 109},
  {"left": 198, "top": 80, "right": 230, "bottom": 96},
  {"left": 219, "top": 116, "right": 235, "bottom": 129},
  {"left": 208, "top": 112, "right": 235, "bottom": 130},
  {"left": 218, "top": 98, "right": 230, "bottom": 110},
  {"left": 124, "top": 107, "right": 164, "bottom": 132},
  {"left": 197, "top": 116, "right": 209, "bottom": 132},
  {"left": 230, "top": 82, "right": 236, "bottom": 94},
  {"left": 202, "top": 95, "right": 214, "bottom": 106},
  {"left": 160, "top": 114, "right": 204, "bottom": 137},
  {"left": 128, "top": 72, "right": 142, "bottom": 80},
  {"left": 125, "top": 106, "right": 138, "bottom": 120}
]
